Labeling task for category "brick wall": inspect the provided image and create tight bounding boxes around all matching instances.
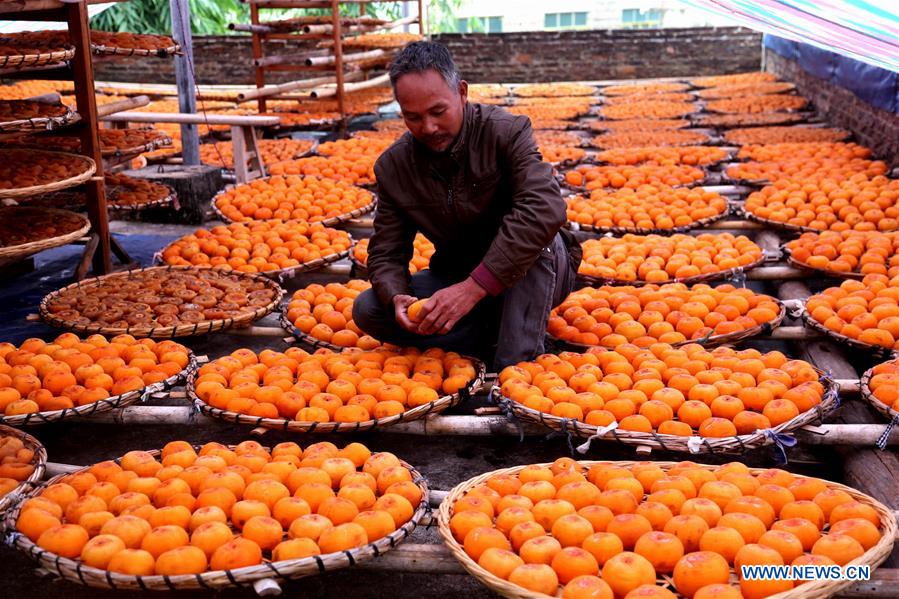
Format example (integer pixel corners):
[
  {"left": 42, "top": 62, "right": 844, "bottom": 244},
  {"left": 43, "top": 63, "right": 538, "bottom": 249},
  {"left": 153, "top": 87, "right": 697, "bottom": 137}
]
[
  {"left": 765, "top": 51, "right": 899, "bottom": 167},
  {"left": 92, "top": 27, "right": 762, "bottom": 85}
]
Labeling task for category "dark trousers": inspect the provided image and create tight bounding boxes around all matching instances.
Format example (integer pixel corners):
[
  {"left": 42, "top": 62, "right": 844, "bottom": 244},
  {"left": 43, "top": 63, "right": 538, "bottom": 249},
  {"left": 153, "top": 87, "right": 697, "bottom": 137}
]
[{"left": 352, "top": 233, "right": 575, "bottom": 370}]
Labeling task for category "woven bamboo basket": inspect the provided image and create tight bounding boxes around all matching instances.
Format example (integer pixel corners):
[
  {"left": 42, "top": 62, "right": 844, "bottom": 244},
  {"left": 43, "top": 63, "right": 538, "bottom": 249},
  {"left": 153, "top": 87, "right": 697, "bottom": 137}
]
[
  {"left": 438, "top": 460, "right": 897, "bottom": 599},
  {"left": 154, "top": 231, "right": 352, "bottom": 282},
  {"left": 704, "top": 99, "right": 809, "bottom": 115},
  {"left": 491, "top": 365, "right": 838, "bottom": 455},
  {"left": 566, "top": 204, "right": 730, "bottom": 236},
  {"left": 4, "top": 444, "right": 428, "bottom": 591},
  {"left": 783, "top": 253, "right": 866, "bottom": 281},
  {"left": 576, "top": 253, "right": 766, "bottom": 290},
  {"left": 0, "top": 425, "right": 46, "bottom": 518},
  {"left": 102, "top": 133, "right": 173, "bottom": 158},
  {"left": 188, "top": 359, "right": 486, "bottom": 433},
  {"left": 38, "top": 266, "right": 284, "bottom": 339},
  {"left": 691, "top": 112, "right": 810, "bottom": 130},
  {"left": 0, "top": 45, "right": 74, "bottom": 70},
  {"left": 211, "top": 187, "right": 376, "bottom": 229},
  {"left": 859, "top": 363, "right": 899, "bottom": 424},
  {"left": 0, "top": 353, "right": 195, "bottom": 427},
  {"left": 91, "top": 42, "right": 181, "bottom": 58},
  {"left": 740, "top": 208, "right": 854, "bottom": 235},
  {"left": 108, "top": 187, "right": 176, "bottom": 213},
  {"left": 548, "top": 296, "right": 786, "bottom": 352},
  {"left": 0, "top": 100, "right": 79, "bottom": 134},
  {"left": 0, "top": 150, "right": 96, "bottom": 200},
  {"left": 0, "top": 207, "right": 89, "bottom": 267},
  {"left": 801, "top": 307, "right": 898, "bottom": 360}
]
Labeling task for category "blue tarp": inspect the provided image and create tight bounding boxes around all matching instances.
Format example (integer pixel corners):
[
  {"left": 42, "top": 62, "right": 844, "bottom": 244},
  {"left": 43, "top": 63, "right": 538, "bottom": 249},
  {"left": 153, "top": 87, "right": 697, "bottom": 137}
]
[{"left": 765, "top": 34, "right": 899, "bottom": 114}]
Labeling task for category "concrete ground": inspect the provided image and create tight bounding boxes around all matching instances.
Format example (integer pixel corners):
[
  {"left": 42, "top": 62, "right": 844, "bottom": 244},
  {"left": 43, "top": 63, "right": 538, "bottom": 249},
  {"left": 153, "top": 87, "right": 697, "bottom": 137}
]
[{"left": 0, "top": 219, "right": 848, "bottom": 598}]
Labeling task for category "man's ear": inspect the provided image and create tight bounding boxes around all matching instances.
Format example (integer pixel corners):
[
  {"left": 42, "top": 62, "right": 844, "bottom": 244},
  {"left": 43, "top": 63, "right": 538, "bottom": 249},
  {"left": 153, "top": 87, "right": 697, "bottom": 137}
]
[{"left": 459, "top": 80, "right": 468, "bottom": 103}]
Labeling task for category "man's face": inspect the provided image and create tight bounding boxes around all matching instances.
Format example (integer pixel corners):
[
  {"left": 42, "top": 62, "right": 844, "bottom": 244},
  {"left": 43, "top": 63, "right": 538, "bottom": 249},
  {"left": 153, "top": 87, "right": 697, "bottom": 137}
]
[{"left": 395, "top": 69, "right": 467, "bottom": 152}]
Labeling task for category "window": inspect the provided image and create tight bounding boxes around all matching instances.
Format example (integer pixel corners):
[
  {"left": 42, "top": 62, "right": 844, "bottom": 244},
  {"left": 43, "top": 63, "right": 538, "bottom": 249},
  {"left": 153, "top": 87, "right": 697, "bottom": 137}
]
[
  {"left": 621, "top": 8, "right": 663, "bottom": 28},
  {"left": 544, "top": 12, "right": 589, "bottom": 30},
  {"left": 455, "top": 16, "right": 502, "bottom": 33}
]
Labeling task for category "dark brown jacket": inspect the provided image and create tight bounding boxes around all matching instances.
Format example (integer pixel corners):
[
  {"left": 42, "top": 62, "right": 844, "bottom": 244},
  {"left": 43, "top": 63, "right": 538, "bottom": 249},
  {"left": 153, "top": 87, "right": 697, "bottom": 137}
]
[{"left": 367, "top": 102, "right": 581, "bottom": 308}]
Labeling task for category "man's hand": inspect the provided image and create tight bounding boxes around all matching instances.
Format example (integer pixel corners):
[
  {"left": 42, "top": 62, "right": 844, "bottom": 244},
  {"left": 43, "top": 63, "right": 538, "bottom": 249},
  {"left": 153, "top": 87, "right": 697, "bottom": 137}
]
[
  {"left": 392, "top": 294, "right": 419, "bottom": 333},
  {"left": 416, "top": 277, "right": 487, "bottom": 336}
]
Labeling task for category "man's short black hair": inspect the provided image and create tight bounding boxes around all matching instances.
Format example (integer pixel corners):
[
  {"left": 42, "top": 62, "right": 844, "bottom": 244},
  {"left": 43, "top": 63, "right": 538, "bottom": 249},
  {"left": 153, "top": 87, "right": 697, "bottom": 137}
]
[{"left": 389, "top": 41, "right": 461, "bottom": 91}]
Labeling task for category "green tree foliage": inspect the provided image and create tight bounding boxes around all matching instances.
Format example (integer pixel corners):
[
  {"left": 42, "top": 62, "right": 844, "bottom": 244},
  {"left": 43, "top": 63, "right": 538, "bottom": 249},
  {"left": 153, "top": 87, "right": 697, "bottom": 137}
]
[{"left": 90, "top": 0, "right": 465, "bottom": 35}]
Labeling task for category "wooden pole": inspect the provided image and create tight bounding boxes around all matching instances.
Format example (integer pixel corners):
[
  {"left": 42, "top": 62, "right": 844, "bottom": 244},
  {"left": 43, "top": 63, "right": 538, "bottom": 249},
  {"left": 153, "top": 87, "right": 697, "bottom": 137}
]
[
  {"left": 306, "top": 48, "right": 385, "bottom": 67},
  {"left": 331, "top": 0, "right": 347, "bottom": 137},
  {"left": 236, "top": 74, "right": 345, "bottom": 101},
  {"left": 67, "top": 0, "right": 111, "bottom": 276},
  {"left": 310, "top": 72, "right": 390, "bottom": 98},
  {"left": 251, "top": 3, "right": 268, "bottom": 113},
  {"left": 169, "top": 0, "right": 200, "bottom": 166},
  {"left": 96, "top": 95, "right": 151, "bottom": 117}
]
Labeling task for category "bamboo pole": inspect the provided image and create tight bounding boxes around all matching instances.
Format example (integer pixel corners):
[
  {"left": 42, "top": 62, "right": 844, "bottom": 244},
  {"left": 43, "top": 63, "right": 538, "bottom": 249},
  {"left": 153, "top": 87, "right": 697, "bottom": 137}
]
[
  {"left": 310, "top": 73, "right": 390, "bottom": 98},
  {"left": 229, "top": 22, "right": 271, "bottom": 34},
  {"left": 236, "top": 72, "right": 362, "bottom": 101},
  {"left": 95, "top": 95, "right": 150, "bottom": 117},
  {"left": 304, "top": 15, "right": 418, "bottom": 35},
  {"left": 306, "top": 48, "right": 385, "bottom": 67}
]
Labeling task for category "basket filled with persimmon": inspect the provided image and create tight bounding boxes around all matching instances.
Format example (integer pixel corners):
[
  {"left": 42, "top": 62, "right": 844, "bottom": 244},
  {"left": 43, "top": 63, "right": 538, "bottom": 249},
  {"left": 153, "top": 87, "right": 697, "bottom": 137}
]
[
  {"left": 491, "top": 343, "right": 838, "bottom": 454},
  {"left": 212, "top": 174, "right": 376, "bottom": 227},
  {"left": 566, "top": 186, "right": 730, "bottom": 235},
  {"left": 4, "top": 440, "right": 427, "bottom": 591},
  {"left": 438, "top": 458, "right": 896, "bottom": 599},
  {"left": 860, "top": 357, "right": 899, "bottom": 424},
  {"left": 0, "top": 426, "right": 47, "bottom": 516},
  {"left": 0, "top": 333, "right": 194, "bottom": 427},
  {"left": 802, "top": 274, "right": 899, "bottom": 356},
  {"left": 576, "top": 234, "right": 765, "bottom": 288},
  {"left": 783, "top": 231, "right": 899, "bottom": 280},
  {"left": 156, "top": 220, "right": 353, "bottom": 280},
  {"left": 187, "top": 346, "right": 485, "bottom": 433},
  {"left": 561, "top": 164, "right": 707, "bottom": 193},
  {"left": 280, "top": 280, "right": 386, "bottom": 352},
  {"left": 350, "top": 234, "right": 434, "bottom": 279},
  {"left": 39, "top": 266, "right": 284, "bottom": 339},
  {"left": 0, "top": 207, "right": 90, "bottom": 268},
  {"left": 547, "top": 284, "right": 785, "bottom": 351},
  {"left": 0, "top": 149, "right": 96, "bottom": 200}
]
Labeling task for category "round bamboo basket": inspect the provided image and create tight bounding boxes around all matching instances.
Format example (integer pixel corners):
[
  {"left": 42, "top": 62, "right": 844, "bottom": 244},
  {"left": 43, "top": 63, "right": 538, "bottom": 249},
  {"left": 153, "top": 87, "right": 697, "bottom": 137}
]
[
  {"left": 859, "top": 362, "right": 899, "bottom": 423},
  {"left": 211, "top": 189, "right": 376, "bottom": 229},
  {"left": 4, "top": 444, "right": 428, "bottom": 591},
  {"left": 801, "top": 307, "right": 898, "bottom": 360},
  {"left": 576, "top": 253, "right": 766, "bottom": 289},
  {"left": 742, "top": 210, "right": 850, "bottom": 235},
  {"left": 39, "top": 266, "right": 284, "bottom": 339},
  {"left": 566, "top": 204, "right": 730, "bottom": 236},
  {"left": 0, "top": 425, "right": 47, "bottom": 518},
  {"left": 0, "top": 45, "right": 74, "bottom": 70},
  {"left": 0, "top": 207, "right": 89, "bottom": 267},
  {"left": 0, "top": 100, "right": 79, "bottom": 134},
  {"left": 491, "top": 365, "right": 838, "bottom": 454},
  {"left": 154, "top": 232, "right": 353, "bottom": 283},
  {"left": 102, "top": 133, "right": 173, "bottom": 158},
  {"left": 0, "top": 353, "right": 195, "bottom": 427},
  {"left": 548, "top": 296, "right": 786, "bottom": 352},
  {"left": 108, "top": 186, "right": 176, "bottom": 212},
  {"left": 188, "top": 359, "right": 486, "bottom": 434},
  {"left": 0, "top": 150, "right": 96, "bottom": 200},
  {"left": 438, "top": 460, "right": 897, "bottom": 599},
  {"left": 784, "top": 254, "right": 866, "bottom": 281}
]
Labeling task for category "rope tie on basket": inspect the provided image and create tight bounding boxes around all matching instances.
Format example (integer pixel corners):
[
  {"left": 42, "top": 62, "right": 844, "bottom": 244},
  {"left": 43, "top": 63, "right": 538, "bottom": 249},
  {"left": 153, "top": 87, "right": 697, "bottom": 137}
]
[
  {"left": 686, "top": 436, "right": 707, "bottom": 454},
  {"left": 784, "top": 299, "right": 804, "bottom": 320},
  {"left": 876, "top": 415, "right": 899, "bottom": 451},
  {"left": 545, "top": 418, "right": 577, "bottom": 455},
  {"left": 730, "top": 269, "right": 747, "bottom": 289},
  {"left": 763, "top": 429, "right": 797, "bottom": 465},
  {"left": 575, "top": 422, "right": 618, "bottom": 454},
  {"left": 488, "top": 387, "right": 524, "bottom": 442}
]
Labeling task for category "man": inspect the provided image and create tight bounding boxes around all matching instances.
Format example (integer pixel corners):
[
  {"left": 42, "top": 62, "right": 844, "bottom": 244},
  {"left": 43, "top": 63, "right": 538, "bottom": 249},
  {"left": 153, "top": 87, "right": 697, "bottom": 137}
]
[{"left": 352, "top": 41, "right": 581, "bottom": 370}]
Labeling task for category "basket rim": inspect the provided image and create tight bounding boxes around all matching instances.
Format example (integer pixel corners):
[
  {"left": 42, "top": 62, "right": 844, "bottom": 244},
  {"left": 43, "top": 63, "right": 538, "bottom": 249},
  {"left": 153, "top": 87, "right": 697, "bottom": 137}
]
[
  {"left": 690, "top": 111, "right": 811, "bottom": 129},
  {"left": 589, "top": 146, "right": 732, "bottom": 168},
  {"left": 589, "top": 130, "right": 712, "bottom": 149},
  {"left": 38, "top": 265, "right": 284, "bottom": 339},
  {"left": 0, "top": 99, "right": 79, "bottom": 134},
  {"left": 437, "top": 459, "right": 897, "bottom": 599},
  {"left": 0, "top": 352, "right": 196, "bottom": 427},
  {"left": 0, "top": 149, "right": 96, "bottom": 199},
  {"left": 0, "top": 424, "right": 47, "bottom": 516},
  {"left": 703, "top": 98, "right": 810, "bottom": 115},
  {"left": 576, "top": 252, "right": 766, "bottom": 289},
  {"left": 91, "top": 42, "right": 181, "bottom": 57},
  {"left": 187, "top": 355, "right": 487, "bottom": 434},
  {"left": 4, "top": 443, "right": 429, "bottom": 590},
  {"left": 783, "top": 253, "right": 866, "bottom": 281},
  {"left": 694, "top": 82, "right": 798, "bottom": 99},
  {"left": 492, "top": 363, "right": 839, "bottom": 454},
  {"left": 0, "top": 207, "right": 89, "bottom": 261},
  {"left": 859, "top": 364, "right": 899, "bottom": 423},
  {"left": 548, "top": 294, "right": 786, "bottom": 351},
  {"left": 0, "top": 45, "right": 75, "bottom": 70},
  {"left": 101, "top": 132, "right": 174, "bottom": 158}
]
